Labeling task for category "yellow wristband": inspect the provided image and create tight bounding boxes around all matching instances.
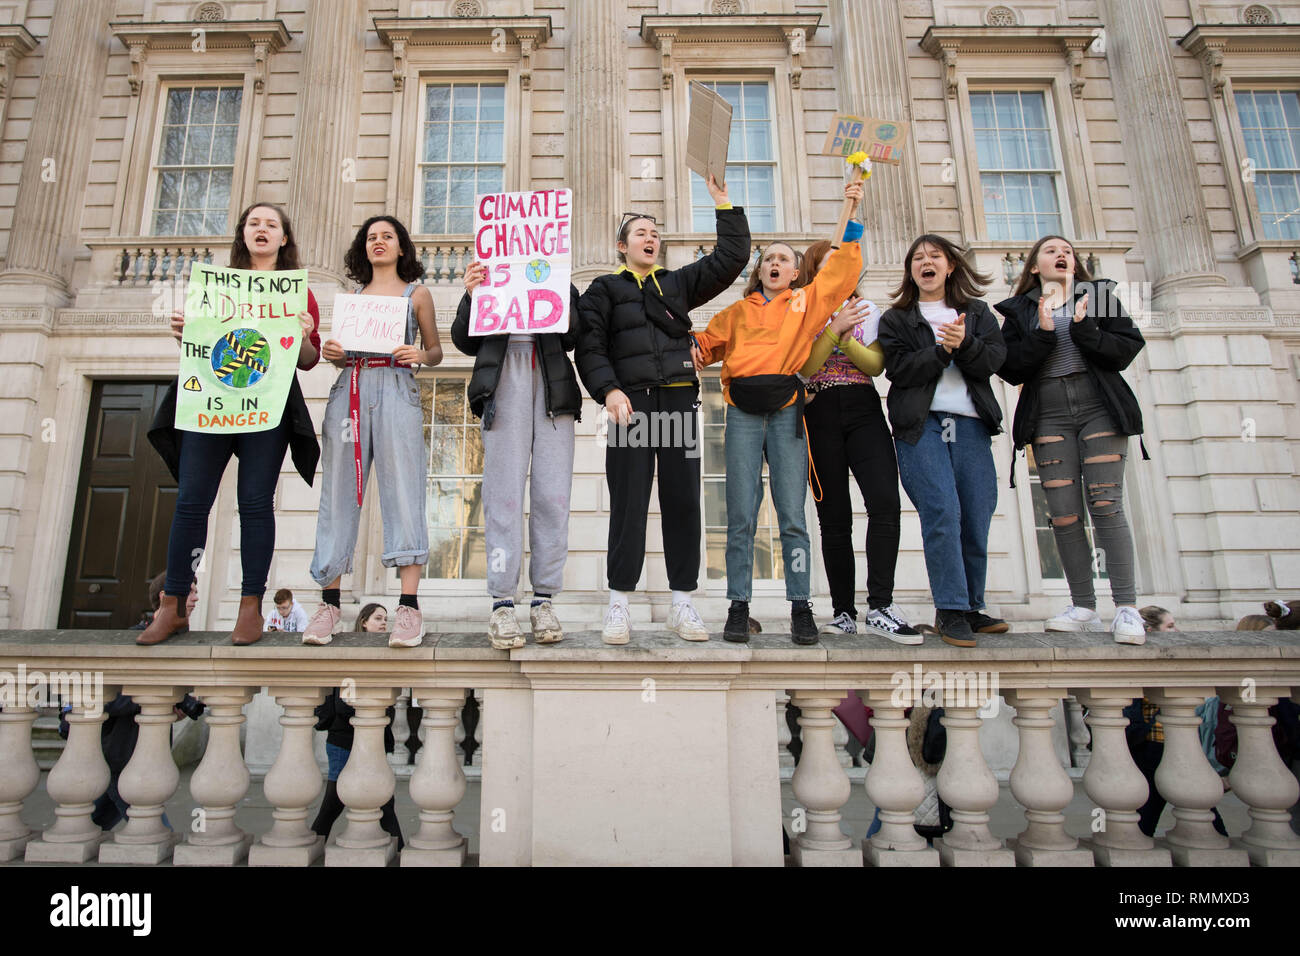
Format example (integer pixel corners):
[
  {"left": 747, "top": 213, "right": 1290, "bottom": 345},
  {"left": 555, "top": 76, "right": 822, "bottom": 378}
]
[{"left": 716, "top": 202, "right": 733, "bottom": 210}]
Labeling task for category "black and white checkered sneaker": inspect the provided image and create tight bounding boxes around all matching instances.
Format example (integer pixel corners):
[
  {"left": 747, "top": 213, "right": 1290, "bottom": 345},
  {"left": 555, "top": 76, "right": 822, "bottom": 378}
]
[{"left": 864, "top": 604, "right": 924, "bottom": 646}]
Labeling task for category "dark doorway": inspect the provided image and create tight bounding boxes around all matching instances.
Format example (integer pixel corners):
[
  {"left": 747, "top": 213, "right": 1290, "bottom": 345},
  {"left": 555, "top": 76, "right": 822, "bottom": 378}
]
[{"left": 59, "top": 381, "right": 177, "bottom": 628}]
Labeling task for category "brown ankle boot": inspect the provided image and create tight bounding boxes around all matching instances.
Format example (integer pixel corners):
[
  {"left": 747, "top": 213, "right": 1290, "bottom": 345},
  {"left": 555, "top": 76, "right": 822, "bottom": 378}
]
[
  {"left": 136, "top": 594, "right": 189, "bottom": 646},
  {"left": 231, "top": 595, "right": 263, "bottom": 645}
]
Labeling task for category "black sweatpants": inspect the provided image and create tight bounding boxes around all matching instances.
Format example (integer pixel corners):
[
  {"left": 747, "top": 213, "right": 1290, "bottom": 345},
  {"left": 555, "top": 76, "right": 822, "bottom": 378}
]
[
  {"left": 804, "top": 383, "right": 901, "bottom": 616},
  {"left": 605, "top": 384, "right": 701, "bottom": 593},
  {"left": 1131, "top": 740, "right": 1227, "bottom": 839}
]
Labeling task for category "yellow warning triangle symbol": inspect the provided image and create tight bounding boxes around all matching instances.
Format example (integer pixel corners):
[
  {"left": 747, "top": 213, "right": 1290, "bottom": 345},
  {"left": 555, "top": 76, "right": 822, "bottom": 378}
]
[{"left": 183, "top": 376, "right": 202, "bottom": 392}]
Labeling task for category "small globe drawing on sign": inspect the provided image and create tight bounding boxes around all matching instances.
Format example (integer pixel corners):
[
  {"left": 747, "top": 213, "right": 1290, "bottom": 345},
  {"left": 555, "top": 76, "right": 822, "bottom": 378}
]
[
  {"left": 877, "top": 124, "right": 898, "bottom": 141},
  {"left": 211, "top": 328, "right": 271, "bottom": 388},
  {"left": 525, "top": 258, "right": 551, "bottom": 283}
]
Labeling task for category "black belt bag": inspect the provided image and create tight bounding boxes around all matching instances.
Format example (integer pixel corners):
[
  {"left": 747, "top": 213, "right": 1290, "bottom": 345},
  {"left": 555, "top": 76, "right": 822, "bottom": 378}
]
[{"left": 729, "top": 374, "right": 806, "bottom": 437}]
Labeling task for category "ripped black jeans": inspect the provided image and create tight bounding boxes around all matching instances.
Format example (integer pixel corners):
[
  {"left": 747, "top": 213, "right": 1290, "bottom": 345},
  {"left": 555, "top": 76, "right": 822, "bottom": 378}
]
[{"left": 1033, "top": 373, "right": 1136, "bottom": 608}]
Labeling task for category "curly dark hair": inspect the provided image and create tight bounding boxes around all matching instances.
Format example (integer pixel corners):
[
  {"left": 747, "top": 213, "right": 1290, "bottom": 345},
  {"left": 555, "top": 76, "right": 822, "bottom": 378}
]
[
  {"left": 890, "top": 233, "right": 991, "bottom": 311},
  {"left": 230, "top": 202, "right": 301, "bottom": 270},
  {"left": 344, "top": 216, "right": 426, "bottom": 285}
]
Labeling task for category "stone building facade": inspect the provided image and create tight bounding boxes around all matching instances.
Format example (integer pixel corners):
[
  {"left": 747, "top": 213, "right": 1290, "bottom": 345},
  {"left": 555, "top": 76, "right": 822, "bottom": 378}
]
[{"left": 1, "top": 0, "right": 1298, "bottom": 634}]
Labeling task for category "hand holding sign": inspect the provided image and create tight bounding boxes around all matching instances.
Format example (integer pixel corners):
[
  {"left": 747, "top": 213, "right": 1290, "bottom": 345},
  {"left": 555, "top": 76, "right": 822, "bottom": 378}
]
[{"left": 333, "top": 293, "right": 407, "bottom": 353}]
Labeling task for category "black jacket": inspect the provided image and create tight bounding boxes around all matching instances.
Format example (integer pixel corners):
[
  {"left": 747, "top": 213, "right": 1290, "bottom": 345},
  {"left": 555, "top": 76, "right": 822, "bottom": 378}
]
[
  {"left": 148, "top": 373, "right": 320, "bottom": 485},
  {"left": 994, "top": 279, "right": 1146, "bottom": 485},
  {"left": 877, "top": 298, "right": 1006, "bottom": 445},
  {"left": 450, "top": 284, "right": 584, "bottom": 428},
  {"left": 314, "top": 689, "right": 395, "bottom": 753},
  {"left": 575, "top": 207, "right": 751, "bottom": 404}
]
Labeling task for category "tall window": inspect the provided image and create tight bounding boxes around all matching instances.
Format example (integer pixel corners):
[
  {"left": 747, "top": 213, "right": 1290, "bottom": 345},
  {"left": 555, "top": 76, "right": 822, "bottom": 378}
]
[
  {"left": 1025, "top": 448, "right": 1109, "bottom": 586},
  {"left": 1235, "top": 89, "right": 1300, "bottom": 240},
  {"left": 421, "top": 377, "right": 485, "bottom": 580},
  {"left": 151, "top": 85, "right": 242, "bottom": 236},
  {"left": 689, "top": 81, "right": 777, "bottom": 232},
  {"left": 419, "top": 82, "right": 505, "bottom": 234},
  {"left": 971, "top": 90, "right": 1064, "bottom": 241},
  {"left": 700, "top": 376, "right": 782, "bottom": 581}
]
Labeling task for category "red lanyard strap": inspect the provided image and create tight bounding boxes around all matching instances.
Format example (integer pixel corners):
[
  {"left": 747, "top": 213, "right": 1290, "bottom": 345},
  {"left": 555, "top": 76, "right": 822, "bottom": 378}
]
[{"left": 346, "top": 357, "right": 399, "bottom": 506}]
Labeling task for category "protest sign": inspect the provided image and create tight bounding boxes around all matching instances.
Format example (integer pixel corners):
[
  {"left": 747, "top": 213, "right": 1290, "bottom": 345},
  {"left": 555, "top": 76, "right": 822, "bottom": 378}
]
[
  {"left": 470, "top": 188, "right": 571, "bottom": 335},
  {"left": 176, "top": 263, "right": 307, "bottom": 434},
  {"left": 821, "top": 114, "right": 910, "bottom": 165},
  {"left": 686, "top": 81, "right": 732, "bottom": 186},
  {"left": 332, "top": 293, "right": 407, "bottom": 353}
]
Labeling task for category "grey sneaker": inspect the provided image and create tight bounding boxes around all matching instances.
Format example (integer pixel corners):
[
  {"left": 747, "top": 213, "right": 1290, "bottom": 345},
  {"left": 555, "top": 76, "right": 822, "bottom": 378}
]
[
  {"left": 819, "top": 611, "right": 857, "bottom": 635},
  {"left": 489, "top": 605, "right": 526, "bottom": 650},
  {"left": 530, "top": 601, "right": 564, "bottom": 644}
]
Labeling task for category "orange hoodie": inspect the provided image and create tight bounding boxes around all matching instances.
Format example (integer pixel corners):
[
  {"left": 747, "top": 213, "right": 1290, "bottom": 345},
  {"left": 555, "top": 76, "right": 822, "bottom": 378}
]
[{"left": 695, "top": 241, "right": 863, "bottom": 406}]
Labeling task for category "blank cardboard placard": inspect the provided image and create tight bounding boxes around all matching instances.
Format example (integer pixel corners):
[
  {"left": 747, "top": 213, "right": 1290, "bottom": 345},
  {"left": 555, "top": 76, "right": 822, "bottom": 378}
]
[
  {"left": 686, "top": 81, "right": 732, "bottom": 186},
  {"left": 821, "top": 114, "right": 910, "bottom": 165}
]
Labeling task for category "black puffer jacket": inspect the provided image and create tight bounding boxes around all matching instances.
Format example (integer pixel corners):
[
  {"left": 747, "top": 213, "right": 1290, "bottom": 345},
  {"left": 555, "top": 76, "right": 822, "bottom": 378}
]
[
  {"left": 877, "top": 298, "right": 1006, "bottom": 445},
  {"left": 575, "top": 207, "right": 751, "bottom": 404},
  {"left": 450, "top": 284, "right": 584, "bottom": 428},
  {"left": 994, "top": 279, "right": 1146, "bottom": 486},
  {"left": 314, "top": 688, "right": 395, "bottom": 754}
]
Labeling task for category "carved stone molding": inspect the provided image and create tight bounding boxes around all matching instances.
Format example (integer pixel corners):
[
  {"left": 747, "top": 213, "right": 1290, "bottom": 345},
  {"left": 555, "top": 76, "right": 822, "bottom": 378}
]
[
  {"left": 1179, "top": 25, "right": 1300, "bottom": 99},
  {"left": 373, "top": 17, "right": 553, "bottom": 92},
  {"left": 0, "top": 26, "right": 37, "bottom": 99},
  {"left": 640, "top": 14, "right": 822, "bottom": 91},
  {"left": 110, "top": 20, "right": 290, "bottom": 96},
  {"left": 919, "top": 25, "right": 1103, "bottom": 99},
  {"left": 0, "top": 307, "right": 52, "bottom": 332},
  {"left": 53, "top": 311, "right": 167, "bottom": 332}
]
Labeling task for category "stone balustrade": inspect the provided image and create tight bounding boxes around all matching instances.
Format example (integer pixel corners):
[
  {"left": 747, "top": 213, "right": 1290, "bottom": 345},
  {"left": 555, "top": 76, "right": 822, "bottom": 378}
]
[{"left": 0, "top": 628, "right": 1296, "bottom": 867}]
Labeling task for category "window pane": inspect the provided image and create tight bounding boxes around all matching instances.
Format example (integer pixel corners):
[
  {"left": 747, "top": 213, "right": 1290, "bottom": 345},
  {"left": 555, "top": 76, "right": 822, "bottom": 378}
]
[
  {"left": 157, "top": 170, "right": 180, "bottom": 210},
  {"left": 970, "top": 91, "right": 995, "bottom": 129},
  {"left": 183, "top": 125, "right": 213, "bottom": 165},
  {"left": 181, "top": 169, "right": 206, "bottom": 208},
  {"left": 449, "top": 166, "right": 475, "bottom": 208},
  {"left": 434, "top": 380, "right": 464, "bottom": 424},
  {"left": 161, "top": 127, "right": 186, "bottom": 165},
  {"left": 190, "top": 87, "right": 218, "bottom": 125},
  {"left": 480, "top": 84, "right": 505, "bottom": 121},
  {"left": 477, "top": 165, "right": 503, "bottom": 194},
  {"left": 165, "top": 88, "right": 190, "bottom": 125},
  {"left": 745, "top": 123, "right": 773, "bottom": 162},
  {"left": 742, "top": 82, "right": 769, "bottom": 119},
  {"left": 1256, "top": 91, "right": 1284, "bottom": 128},
  {"left": 994, "top": 91, "right": 1021, "bottom": 129},
  {"left": 216, "top": 87, "right": 242, "bottom": 124},
  {"left": 427, "top": 85, "right": 451, "bottom": 122},
  {"left": 1282, "top": 91, "right": 1300, "bottom": 128},
  {"left": 715, "top": 83, "right": 741, "bottom": 108},
  {"left": 423, "top": 123, "right": 449, "bottom": 162},
  {"left": 1000, "top": 130, "right": 1029, "bottom": 168},
  {"left": 478, "top": 122, "right": 504, "bottom": 161},
  {"left": 153, "top": 209, "right": 177, "bottom": 235},
  {"left": 1030, "top": 173, "right": 1060, "bottom": 213},
  {"left": 975, "top": 130, "right": 1000, "bottom": 169},
  {"left": 1020, "top": 91, "right": 1047, "bottom": 128},
  {"left": 982, "top": 174, "right": 1007, "bottom": 212},
  {"left": 180, "top": 209, "right": 204, "bottom": 236},
  {"left": 1235, "top": 90, "right": 1258, "bottom": 129},
  {"left": 211, "top": 125, "right": 237, "bottom": 165},
  {"left": 1025, "top": 129, "right": 1054, "bottom": 169},
  {"left": 452, "top": 85, "right": 478, "bottom": 120},
  {"left": 208, "top": 169, "right": 232, "bottom": 211}
]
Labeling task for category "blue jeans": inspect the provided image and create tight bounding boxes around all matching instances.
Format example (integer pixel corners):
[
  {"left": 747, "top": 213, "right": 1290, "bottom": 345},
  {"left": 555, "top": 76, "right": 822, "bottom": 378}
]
[
  {"left": 895, "top": 412, "right": 997, "bottom": 612},
  {"left": 724, "top": 403, "right": 810, "bottom": 602}
]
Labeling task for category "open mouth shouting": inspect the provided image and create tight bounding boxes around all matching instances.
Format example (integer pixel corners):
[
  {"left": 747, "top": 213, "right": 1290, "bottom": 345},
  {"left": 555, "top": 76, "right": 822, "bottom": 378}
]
[
  {"left": 769, "top": 267, "right": 781, "bottom": 281},
  {"left": 1054, "top": 256, "right": 1069, "bottom": 270},
  {"left": 920, "top": 266, "right": 937, "bottom": 280}
]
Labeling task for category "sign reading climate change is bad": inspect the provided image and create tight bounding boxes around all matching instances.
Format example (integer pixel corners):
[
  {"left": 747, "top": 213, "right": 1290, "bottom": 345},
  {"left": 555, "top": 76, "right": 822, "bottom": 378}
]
[
  {"left": 176, "top": 264, "right": 307, "bottom": 433},
  {"left": 470, "top": 188, "right": 571, "bottom": 335}
]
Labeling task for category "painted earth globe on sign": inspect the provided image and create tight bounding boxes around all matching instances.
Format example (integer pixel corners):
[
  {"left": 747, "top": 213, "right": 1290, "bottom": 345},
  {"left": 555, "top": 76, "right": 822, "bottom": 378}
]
[
  {"left": 211, "top": 328, "right": 271, "bottom": 388},
  {"left": 525, "top": 258, "right": 551, "bottom": 283}
]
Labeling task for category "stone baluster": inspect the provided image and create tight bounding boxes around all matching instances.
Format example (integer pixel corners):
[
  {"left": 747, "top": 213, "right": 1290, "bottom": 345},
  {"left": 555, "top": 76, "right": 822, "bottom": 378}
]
[
  {"left": 248, "top": 687, "right": 325, "bottom": 866},
  {"left": 1221, "top": 687, "right": 1300, "bottom": 866},
  {"left": 862, "top": 690, "right": 937, "bottom": 867},
  {"left": 776, "top": 693, "right": 794, "bottom": 770},
  {"left": 1007, "top": 690, "right": 1093, "bottom": 865},
  {"left": 1076, "top": 690, "right": 1171, "bottom": 866},
  {"left": 1150, "top": 690, "right": 1249, "bottom": 865},
  {"left": 174, "top": 687, "right": 253, "bottom": 866},
  {"left": 831, "top": 708, "right": 851, "bottom": 769},
  {"left": 328, "top": 687, "right": 398, "bottom": 866},
  {"left": 25, "top": 700, "right": 111, "bottom": 862},
  {"left": 1063, "top": 696, "right": 1091, "bottom": 768},
  {"left": 390, "top": 689, "right": 411, "bottom": 769},
  {"left": 788, "top": 691, "right": 859, "bottom": 866},
  {"left": 99, "top": 686, "right": 182, "bottom": 864},
  {"left": 403, "top": 688, "right": 468, "bottom": 866},
  {"left": 0, "top": 703, "right": 40, "bottom": 860},
  {"left": 934, "top": 705, "right": 1014, "bottom": 866}
]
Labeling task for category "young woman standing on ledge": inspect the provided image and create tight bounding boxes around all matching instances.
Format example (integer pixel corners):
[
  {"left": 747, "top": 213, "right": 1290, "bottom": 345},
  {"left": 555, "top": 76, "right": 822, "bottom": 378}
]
[
  {"left": 140, "top": 202, "right": 321, "bottom": 647},
  {"left": 878, "top": 235, "right": 1007, "bottom": 649},
  {"left": 995, "top": 235, "right": 1147, "bottom": 644},
  {"left": 301, "top": 216, "right": 442, "bottom": 650}
]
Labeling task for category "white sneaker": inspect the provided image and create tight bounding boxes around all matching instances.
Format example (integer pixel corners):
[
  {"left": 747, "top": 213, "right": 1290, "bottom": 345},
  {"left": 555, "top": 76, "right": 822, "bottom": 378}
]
[
  {"left": 529, "top": 600, "right": 564, "bottom": 644},
  {"left": 864, "top": 605, "right": 924, "bottom": 645},
  {"left": 668, "top": 602, "right": 709, "bottom": 642},
  {"left": 1112, "top": 606, "right": 1146, "bottom": 645},
  {"left": 488, "top": 605, "right": 526, "bottom": 650},
  {"left": 819, "top": 611, "right": 857, "bottom": 635},
  {"left": 1044, "top": 605, "right": 1105, "bottom": 633},
  {"left": 602, "top": 603, "right": 631, "bottom": 645}
]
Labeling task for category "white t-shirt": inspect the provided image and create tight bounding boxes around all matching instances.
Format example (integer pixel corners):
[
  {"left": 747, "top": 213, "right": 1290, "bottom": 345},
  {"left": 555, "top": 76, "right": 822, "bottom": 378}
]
[{"left": 918, "top": 300, "right": 979, "bottom": 419}]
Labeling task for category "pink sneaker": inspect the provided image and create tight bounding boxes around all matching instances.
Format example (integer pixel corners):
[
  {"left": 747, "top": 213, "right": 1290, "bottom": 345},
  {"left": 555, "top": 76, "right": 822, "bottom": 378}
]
[
  {"left": 389, "top": 604, "right": 425, "bottom": 648},
  {"left": 302, "top": 603, "right": 341, "bottom": 645}
]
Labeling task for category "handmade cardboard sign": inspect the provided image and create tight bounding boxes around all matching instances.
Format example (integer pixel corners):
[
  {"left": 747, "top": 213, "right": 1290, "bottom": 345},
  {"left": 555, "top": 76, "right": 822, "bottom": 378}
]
[
  {"left": 471, "top": 188, "right": 572, "bottom": 335},
  {"left": 822, "top": 114, "right": 910, "bottom": 165},
  {"left": 332, "top": 293, "right": 407, "bottom": 353},
  {"left": 175, "top": 263, "right": 307, "bottom": 433},
  {"left": 686, "top": 81, "right": 732, "bottom": 186}
]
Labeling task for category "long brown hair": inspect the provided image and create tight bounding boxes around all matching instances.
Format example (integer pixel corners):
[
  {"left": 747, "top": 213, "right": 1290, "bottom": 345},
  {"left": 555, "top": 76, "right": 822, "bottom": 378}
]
[
  {"left": 230, "top": 202, "right": 301, "bottom": 270},
  {"left": 1012, "top": 234, "right": 1094, "bottom": 296},
  {"left": 742, "top": 241, "right": 801, "bottom": 297},
  {"left": 795, "top": 239, "right": 833, "bottom": 289},
  {"left": 890, "top": 233, "right": 991, "bottom": 311}
]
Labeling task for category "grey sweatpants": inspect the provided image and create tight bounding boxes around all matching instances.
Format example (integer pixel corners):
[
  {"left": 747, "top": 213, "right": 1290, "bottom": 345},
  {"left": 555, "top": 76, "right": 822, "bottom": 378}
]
[{"left": 482, "top": 338, "right": 575, "bottom": 598}]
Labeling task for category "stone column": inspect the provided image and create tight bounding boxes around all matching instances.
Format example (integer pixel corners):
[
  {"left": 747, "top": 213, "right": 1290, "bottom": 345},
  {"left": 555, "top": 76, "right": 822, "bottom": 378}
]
[
  {"left": 1006, "top": 691, "right": 1093, "bottom": 866},
  {"left": 934, "top": 706, "right": 1015, "bottom": 867},
  {"left": 788, "top": 691, "right": 859, "bottom": 866},
  {"left": 390, "top": 689, "right": 411, "bottom": 770},
  {"left": 25, "top": 701, "right": 110, "bottom": 863},
  {"left": 100, "top": 687, "right": 183, "bottom": 864},
  {"left": 862, "top": 691, "right": 937, "bottom": 867},
  {"left": 286, "top": 0, "right": 366, "bottom": 284},
  {"left": 828, "top": 0, "right": 923, "bottom": 268},
  {"left": 248, "top": 687, "right": 326, "bottom": 866},
  {"left": 567, "top": 0, "right": 626, "bottom": 284},
  {"left": 1150, "top": 691, "right": 1249, "bottom": 866},
  {"left": 403, "top": 688, "right": 468, "bottom": 866},
  {"left": 174, "top": 687, "right": 254, "bottom": 866},
  {"left": 1221, "top": 689, "right": 1300, "bottom": 866},
  {"left": 1076, "top": 691, "right": 1171, "bottom": 866},
  {"left": 0, "top": 703, "right": 39, "bottom": 860},
  {"left": 328, "top": 688, "right": 398, "bottom": 867},
  {"left": 0, "top": 0, "right": 114, "bottom": 289}
]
